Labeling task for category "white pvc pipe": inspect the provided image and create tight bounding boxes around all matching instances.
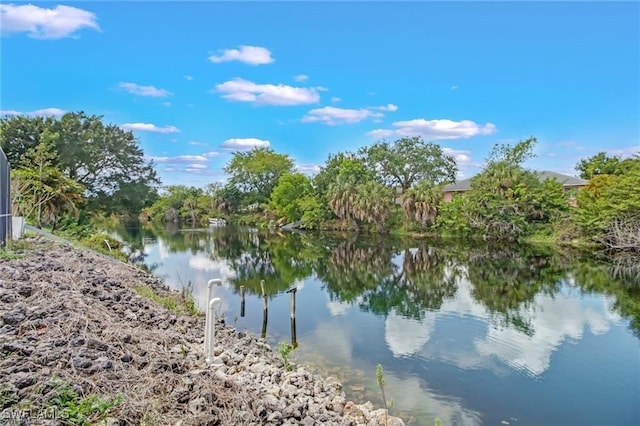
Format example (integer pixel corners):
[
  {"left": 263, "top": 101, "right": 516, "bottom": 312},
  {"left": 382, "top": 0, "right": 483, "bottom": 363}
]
[
  {"left": 205, "top": 297, "right": 222, "bottom": 365},
  {"left": 204, "top": 279, "right": 223, "bottom": 366},
  {"left": 204, "top": 280, "right": 214, "bottom": 358},
  {"left": 204, "top": 278, "right": 222, "bottom": 357}
]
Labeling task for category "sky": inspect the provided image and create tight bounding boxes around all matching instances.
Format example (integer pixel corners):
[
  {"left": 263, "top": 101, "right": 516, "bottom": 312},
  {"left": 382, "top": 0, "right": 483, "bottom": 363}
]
[{"left": 1, "top": 1, "right": 639, "bottom": 188}]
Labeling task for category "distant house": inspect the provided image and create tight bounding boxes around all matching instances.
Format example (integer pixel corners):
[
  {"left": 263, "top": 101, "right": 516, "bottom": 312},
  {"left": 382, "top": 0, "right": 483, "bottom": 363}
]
[{"left": 441, "top": 171, "right": 589, "bottom": 202}]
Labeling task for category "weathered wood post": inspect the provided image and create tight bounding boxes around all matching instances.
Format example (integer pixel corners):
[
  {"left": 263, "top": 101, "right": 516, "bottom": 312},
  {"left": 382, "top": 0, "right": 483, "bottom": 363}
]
[
  {"left": 240, "top": 285, "right": 246, "bottom": 317},
  {"left": 286, "top": 286, "right": 298, "bottom": 348},
  {"left": 261, "top": 280, "right": 268, "bottom": 338}
]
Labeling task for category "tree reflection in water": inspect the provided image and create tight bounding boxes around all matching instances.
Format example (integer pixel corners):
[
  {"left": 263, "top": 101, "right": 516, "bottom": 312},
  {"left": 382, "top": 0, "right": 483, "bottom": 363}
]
[{"left": 109, "top": 223, "right": 640, "bottom": 339}]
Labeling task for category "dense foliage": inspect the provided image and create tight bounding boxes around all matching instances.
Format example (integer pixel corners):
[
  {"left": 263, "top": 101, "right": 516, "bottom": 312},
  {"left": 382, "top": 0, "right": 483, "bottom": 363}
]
[
  {"left": 1, "top": 112, "right": 160, "bottom": 226},
  {"left": 142, "top": 135, "right": 638, "bottom": 250},
  {"left": 573, "top": 153, "right": 640, "bottom": 250},
  {"left": 436, "top": 137, "right": 571, "bottom": 240}
]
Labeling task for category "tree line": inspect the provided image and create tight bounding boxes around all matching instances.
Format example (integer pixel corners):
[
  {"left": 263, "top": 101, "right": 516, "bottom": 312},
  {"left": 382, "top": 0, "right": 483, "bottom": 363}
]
[
  {"left": 1, "top": 112, "right": 638, "bottom": 250},
  {"left": 144, "top": 135, "right": 639, "bottom": 249}
]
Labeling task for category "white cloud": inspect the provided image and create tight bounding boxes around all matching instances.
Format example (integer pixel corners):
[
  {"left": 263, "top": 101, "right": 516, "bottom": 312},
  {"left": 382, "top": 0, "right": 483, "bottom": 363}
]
[
  {"left": 326, "top": 298, "right": 354, "bottom": 317},
  {"left": 187, "top": 163, "right": 207, "bottom": 169},
  {"left": 222, "top": 138, "right": 270, "bottom": 150},
  {"left": 451, "top": 85, "right": 459, "bottom": 90},
  {"left": 373, "top": 103, "right": 398, "bottom": 112},
  {"left": 120, "top": 123, "right": 179, "bottom": 133},
  {"left": 33, "top": 107, "right": 66, "bottom": 116},
  {"left": 0, "top": 4, "right": 99, "bottom": 39},
  {"left": 188, "top": 255, "right": 236, "bottom": 280},
  {"left": 185, "top": 75, "right": 193, "bottom": 81},
  {"left": 149, "top": 155, "right": 207, "bottom": 164},
  {"left": 296, "top": 163, "right": 322, "bottom": 174},
  {"left": 118, "top": 82, "right": 172, "bottom": 97},
  {"left": 367, "top": 118, "right": 497, "bottom": 140},
  {"left": 302, "top": 103, "right": 397, "bottom": 126},
  {"left": 293, "top": 74, "right": 309, "bottom": 82},
  {"left": 215, "top": 78, "right": 320, "bottom": 106},
  {"left": 442, "top": 147, "right": 475, "bottom": 165},
  {"left": 385, "top": 311, "right": 436, "bottom": 358},
  {"left": 302, "top": 106, "right": 388, "bottom": 125},
  {"left": 1, "top": 107, "right": 65, "bottom": 117},
  {"left": 331, "top": 97, "right": 341, "bottom": 103},
  {"left": 189, "top": 141, "right": 208, "bottom": 147},
  {"left": 203, "top": 151, "right": 220, "bottom": 158},
  {"left": 162, "top": 102, "right": 171, "bottom": 107},
  {"left": 0, "top": 110, "right": 21, "bottom": 116},
  {"left": 208, "top": 45, "right": 274, "bottom": 65},
  {"left": 606, "top": 145, "right": 640, "bottom": 158},
  {"left": 474, "top": 290, "right": 620, "bottom": 377},
  {"left": 442, "top": 148, "right": 482, "bottom": 178}
]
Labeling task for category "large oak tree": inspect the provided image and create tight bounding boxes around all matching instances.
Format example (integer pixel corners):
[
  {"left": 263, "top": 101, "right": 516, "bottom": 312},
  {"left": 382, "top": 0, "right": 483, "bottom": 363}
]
[
  {"left": 224, "top": 147, "right": 294, "bottom": 204},
  {"left": 0, "top": 111, "right": 160, "bottom": 216},
  {"left": 358, "top": 136, "right": 457, "bottom": 192}
]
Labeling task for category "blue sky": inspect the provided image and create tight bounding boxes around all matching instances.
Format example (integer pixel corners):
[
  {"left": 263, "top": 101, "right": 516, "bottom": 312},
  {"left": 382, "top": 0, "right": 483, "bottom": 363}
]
[{"left": 1, "top": 1, "right": 638, "bottom": 188}]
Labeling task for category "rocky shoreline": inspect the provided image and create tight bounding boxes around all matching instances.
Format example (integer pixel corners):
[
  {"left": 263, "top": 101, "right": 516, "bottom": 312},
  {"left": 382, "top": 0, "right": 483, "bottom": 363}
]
[{"left": 0, "top": 237, "right": 403, "bottom": 425}]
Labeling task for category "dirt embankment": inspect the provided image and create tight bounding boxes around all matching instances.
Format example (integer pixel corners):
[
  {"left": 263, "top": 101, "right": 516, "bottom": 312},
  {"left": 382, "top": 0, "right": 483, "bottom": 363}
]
[{"left": 0, "top": 237, "right": 403, "bottom": 425}]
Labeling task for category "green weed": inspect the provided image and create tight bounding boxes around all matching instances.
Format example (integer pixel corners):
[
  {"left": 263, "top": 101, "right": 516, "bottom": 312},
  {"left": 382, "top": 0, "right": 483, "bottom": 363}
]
[
  {"left": 278, "top": 341, "right": 294, "bottom": 371},
  {"left": 376, "top": 363, "right": 389, "bottom": 425},
  {"left": 46, "top": 379, "right": 122, "bottom": 425}
]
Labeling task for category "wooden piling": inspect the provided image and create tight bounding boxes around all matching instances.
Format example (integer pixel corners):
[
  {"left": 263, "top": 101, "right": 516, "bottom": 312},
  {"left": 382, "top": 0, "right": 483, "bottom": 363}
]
[
  {"left": 240, "top": 285, "right": 245, "bottom": 317},
  {"left": 260, "top": 280, "right": 268, "bottom": 338},
  {"left": 288, "top": 286, "right": 297, "bottom": 348}
]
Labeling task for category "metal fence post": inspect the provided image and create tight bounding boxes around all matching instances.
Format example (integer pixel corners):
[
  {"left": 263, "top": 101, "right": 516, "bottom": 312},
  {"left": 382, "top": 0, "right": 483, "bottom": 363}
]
[{"left": 0, "top": 147, "right": 11, "bottom": 247}]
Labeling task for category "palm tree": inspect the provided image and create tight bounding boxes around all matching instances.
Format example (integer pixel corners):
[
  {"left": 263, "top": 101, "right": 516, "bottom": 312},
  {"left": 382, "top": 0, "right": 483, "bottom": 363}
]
[
  {"left": 355, "top": 181, "right": 394, "bottom": 232},
  {"left": 11, "top": 166, "right": 85, "bottom": 229},
  {"left": 402, "top": 181, "right": 443, "bottom": 227},
  {"left": 327, "top": 174, "right": 359, "bottom": 224}
]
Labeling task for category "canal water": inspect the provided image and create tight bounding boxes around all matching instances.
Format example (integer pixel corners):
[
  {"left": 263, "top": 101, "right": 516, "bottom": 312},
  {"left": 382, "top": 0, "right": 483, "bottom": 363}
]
[{"left": 113, "top": 224, "right": 640, "bottom": 425}]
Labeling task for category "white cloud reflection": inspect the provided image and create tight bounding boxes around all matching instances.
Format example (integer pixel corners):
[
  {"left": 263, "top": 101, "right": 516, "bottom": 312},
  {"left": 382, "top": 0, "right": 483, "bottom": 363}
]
[{"left": 384, "top": 272, "right": 623, "bottom": 378}]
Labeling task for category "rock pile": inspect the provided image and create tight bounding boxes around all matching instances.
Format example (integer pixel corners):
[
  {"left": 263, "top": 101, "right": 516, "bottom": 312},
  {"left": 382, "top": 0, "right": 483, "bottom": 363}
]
[{"left": 0, "top": 237, "right": 403, "bottom": 425}]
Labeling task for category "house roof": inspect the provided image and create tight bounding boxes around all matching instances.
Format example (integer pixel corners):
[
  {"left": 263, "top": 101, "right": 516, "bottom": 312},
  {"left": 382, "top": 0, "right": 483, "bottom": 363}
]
[
  {"left": 533, "top": 171, "right": 588, "bottom": 186},
  {"left": 442, "top": 177, "right": 473, "bottom": 192},
  {"left": 442, "top": 170, "right": 588, "bottom": 192}
]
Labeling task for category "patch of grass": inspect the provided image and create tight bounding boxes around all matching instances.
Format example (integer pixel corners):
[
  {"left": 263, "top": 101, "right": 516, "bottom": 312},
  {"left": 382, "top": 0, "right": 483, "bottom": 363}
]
[
  {"left": 180, "top": 281, "right": 200, "bottom": 316},
  {"left": 134, "top": 285, "right": 178, "bottom": 312},
  {"left": 0, "top": 248, "right": 21, "bottom": 260},
  {"left": 134, "top": 285, "right": 202, "bottom": 316},
  {"left": 0, "top": 384, "right": 19, "bottom": 409},
  {"left": 45, "top": 379, "right": 123, "bottom": 425},
  {"left": 0, "top": 239, "right": 36, "bottom": 260},
  {"left": 81, "top": 233, "right": 128, "bottom": 262}
]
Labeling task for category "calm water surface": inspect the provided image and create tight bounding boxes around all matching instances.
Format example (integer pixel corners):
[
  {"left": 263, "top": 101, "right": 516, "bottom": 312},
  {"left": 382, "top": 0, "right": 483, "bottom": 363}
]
[{"left": 114, "top": 224, "right": 640, "bottom": 425}]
